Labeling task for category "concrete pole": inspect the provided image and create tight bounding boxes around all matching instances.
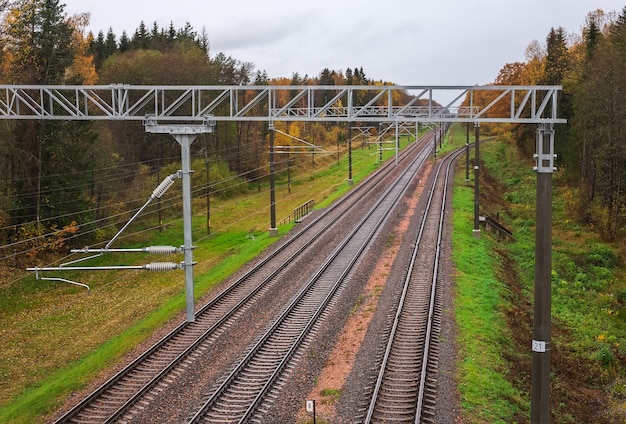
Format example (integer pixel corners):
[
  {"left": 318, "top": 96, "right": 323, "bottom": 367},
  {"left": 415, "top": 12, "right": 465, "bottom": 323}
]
[
  {"left": 473, "top": 122, "right": 481, "bottom": 237},
  {"left": 531, "top": 123, "right": 555, "bottom": 423},
  {"left": 173, "top": 133, "right": 197, "bottom": 323},
  {"left": 269, "top": 124, "right": 278, "bottom": 237},
  {"left": 465, "top": 122, "right": 470, "bottom": 182}
]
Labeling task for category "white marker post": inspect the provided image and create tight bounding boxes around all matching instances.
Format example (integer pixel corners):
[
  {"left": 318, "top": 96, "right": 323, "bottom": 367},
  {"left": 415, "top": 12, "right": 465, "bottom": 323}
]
[{"left": 306, "top": 399, "right": 316, "bottom": 424}]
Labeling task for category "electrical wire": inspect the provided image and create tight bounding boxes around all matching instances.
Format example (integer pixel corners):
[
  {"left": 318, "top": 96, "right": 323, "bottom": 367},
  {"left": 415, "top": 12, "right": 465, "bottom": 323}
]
[
  {"left": 1, "top": 137, "right": 348, "bottom": 261},
  {"left": 2, "top": 138, "right": 377, "bottom": 298}
]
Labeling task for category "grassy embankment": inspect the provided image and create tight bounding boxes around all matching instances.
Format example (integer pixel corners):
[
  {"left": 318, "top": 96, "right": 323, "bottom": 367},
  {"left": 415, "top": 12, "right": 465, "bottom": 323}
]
[
  {"left": 448, "top": 125, "right": 626, "bottom": 423},
  {"left": 0, "top": 135, "right": 413, "bottom": 424}
]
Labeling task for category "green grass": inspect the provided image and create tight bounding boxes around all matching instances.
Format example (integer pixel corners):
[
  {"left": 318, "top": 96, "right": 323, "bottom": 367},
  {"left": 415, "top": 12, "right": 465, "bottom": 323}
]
[
  {"left": 319, "top": 388, "right": 343, "bottom": 405},
  {"left": 0, "top": 135, "right": 413, "bottom": 423},
  {"left": 452, "top": 134, "right": 626, "bottom": 422},
  {"left": 451, "top": 172, "right": 525, "bottom": 423}
]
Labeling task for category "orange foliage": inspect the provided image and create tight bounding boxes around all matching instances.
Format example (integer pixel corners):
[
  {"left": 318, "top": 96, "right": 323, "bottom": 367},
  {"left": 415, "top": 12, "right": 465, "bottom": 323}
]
[
  {"left": 16, "top": 221, "right": 80, "bottom": 263},
  {"left": 65, "top": 13, "right": 98, "bottom": 84}
]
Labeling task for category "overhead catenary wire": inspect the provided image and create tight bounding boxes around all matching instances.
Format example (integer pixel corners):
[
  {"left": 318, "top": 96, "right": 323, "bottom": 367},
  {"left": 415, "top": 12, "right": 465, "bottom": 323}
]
[
  {"left": 1, "top": 138, "right": 351, "bottom": 262},
  {"left": 2, "top": 149, "right": 349, "bottom": 257},
  {"left": 2, "top": 142, "right": 269, "bottom": 224},
  {"left": 2, "top": 139, "right": 372, "bottom": 319}
]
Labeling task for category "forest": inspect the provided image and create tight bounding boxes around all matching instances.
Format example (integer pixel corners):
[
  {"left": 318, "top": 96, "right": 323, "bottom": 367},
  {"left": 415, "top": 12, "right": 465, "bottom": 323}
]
[
  {"left": 0, "top": 0, "right": 400, "bottom": 268},
  {"left": 471, "top": 7, "right": 626, "bottom": 241},
  {"left": 1, "top": 1, "right": 626, "bottom": 268}
]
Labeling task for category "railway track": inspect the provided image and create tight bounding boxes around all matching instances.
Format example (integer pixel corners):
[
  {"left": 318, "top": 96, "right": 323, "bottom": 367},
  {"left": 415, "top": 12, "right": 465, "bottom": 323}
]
[
  {"left": 187, "top": 130, "right": 430, "bottom": 423},
  {"left": 363, "top": 146, "right": 464, "bottom": 424},
  {"left": 53, "top": 133, "right": 435, "bottom": 424}
]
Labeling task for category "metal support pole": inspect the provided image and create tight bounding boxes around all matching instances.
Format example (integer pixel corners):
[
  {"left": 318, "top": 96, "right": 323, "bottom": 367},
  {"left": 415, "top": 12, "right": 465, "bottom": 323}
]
[
  {"left": 473, "top": 122, "right": 481, "bottom": 237},
  {"left": 439, "top": 123, "right": 443, "bottom": 149},
  {"left": 204, "top": 137, "right": 211, "bottom": 235},
  {"left": 433, "top": 124, "right": 437, "bottom": 158},
  {"left": 269, "top": 123, "right": 278, "bottom": 236},
  {"left": 173, "top": 133, "right": 197, "bottom": 323},
  {"left": 395, "top": 120, "right": 399, "bottom": 165},
  {"left": 531, "top": 123, "right": 555, "bottom": 423},
  {"left": 287, "top": 152, "right": 291, "bottom": 194},
  {"left": 337, "top": 131, "right": 340, "bottom": 166},
  {"left": 178, "top": 135, "right": 196, "bottom": 323},
  {"left": 465, "top": 122, "right": 470, "bottom": 182},
  {"left": 144, "top": 119, "right": 215, "bottom": 323},
  {"left": 348, "top": 123, "right": 353, "bottom": 185}
]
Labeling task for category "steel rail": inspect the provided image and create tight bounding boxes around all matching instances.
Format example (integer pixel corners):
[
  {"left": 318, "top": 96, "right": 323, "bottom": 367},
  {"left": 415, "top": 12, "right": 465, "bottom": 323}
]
[
  {"left": 188, "top": 129, "right": 432, "bottom": 423},
  {"left": 415, "top": 147, "right": 465, "bottom": 423},
  {"left": 364, "top": 146, "right": 465, "bottom": 423},
  {"left": 53, "top": 133, "right": 434, "bottom": 424}
]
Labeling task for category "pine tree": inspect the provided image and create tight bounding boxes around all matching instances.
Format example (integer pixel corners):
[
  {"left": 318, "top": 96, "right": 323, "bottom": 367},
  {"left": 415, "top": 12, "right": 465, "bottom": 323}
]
[
  {"left": 104, "top": 27, "right": 117, "bottom": 57},
  {"left": 90, "top": 30, "right": 106, "bottom": 68},
  {"left": 544, "top": 27, "right": 569, "bottom": 85},
  {"left": 119, "top": 31, "right": 130, "bottom": 53},
  {"left": 132, "top": 20, "right": 150, "bottom": 49},
  {"left": 5, "top": 0, "right": 73, "bottom": 84}
]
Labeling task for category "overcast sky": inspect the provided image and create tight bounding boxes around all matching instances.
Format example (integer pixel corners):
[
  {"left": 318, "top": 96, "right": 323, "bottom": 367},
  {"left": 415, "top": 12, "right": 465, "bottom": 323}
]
[{"left": 63, "top": 0, "right": 625, "bottom": 87}]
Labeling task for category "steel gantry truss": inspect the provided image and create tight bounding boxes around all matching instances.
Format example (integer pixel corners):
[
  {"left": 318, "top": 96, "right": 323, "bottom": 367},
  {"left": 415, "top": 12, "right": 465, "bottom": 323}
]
[
  {"left": 18, "top": 83, "right": 564, "bottom": 319},
  {"left": 0, "top": 84, "right": 565, "bottom": 124}
]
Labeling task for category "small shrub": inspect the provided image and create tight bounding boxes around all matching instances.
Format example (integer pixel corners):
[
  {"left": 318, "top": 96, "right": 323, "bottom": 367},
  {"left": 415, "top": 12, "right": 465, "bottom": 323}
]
[
  {"left": 596, "top": 345, "right": 616, "bottom": 367},
  {"left": 589, "top": 245, "right": 618, "bottom": 269}
]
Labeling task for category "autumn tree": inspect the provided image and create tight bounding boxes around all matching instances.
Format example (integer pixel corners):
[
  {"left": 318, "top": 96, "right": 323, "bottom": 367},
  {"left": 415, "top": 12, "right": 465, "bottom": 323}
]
[
  {"left": 569, "top": 10, "right": 626, "bottom": 239},
  {"left": 65, "top": 13, "right": 97, "bottom": 84},
  {"left": 4, "top": 0, "right": 73, "bottom": 84},
  {"left": 0, "top": 1, "right": 114, "bottom": 257}
]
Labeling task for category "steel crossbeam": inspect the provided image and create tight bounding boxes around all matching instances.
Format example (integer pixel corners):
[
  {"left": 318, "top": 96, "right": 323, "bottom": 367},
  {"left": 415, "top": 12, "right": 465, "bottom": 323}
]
[{"left": 0, "top": 84, "right": 565, "bottom": 123}]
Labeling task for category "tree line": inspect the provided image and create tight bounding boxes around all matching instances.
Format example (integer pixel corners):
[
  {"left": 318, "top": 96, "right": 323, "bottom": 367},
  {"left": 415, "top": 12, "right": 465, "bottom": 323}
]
[
  {"left": 8, "top": 1, "right": 618, "bottom": 265},
  {"left": 0, "top": 0, "right": 406, "bottom": 265},
  {"left": 471, "top": 7, "right": 626, "bottom": 241}
]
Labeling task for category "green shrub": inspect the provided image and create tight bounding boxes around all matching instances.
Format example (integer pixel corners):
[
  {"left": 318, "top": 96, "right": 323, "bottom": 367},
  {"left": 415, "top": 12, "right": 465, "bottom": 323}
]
[
  {"left": 596, "top": 345, "right": 616, "bottom": 367},
  {"left": 589, "top": 245, "right": 618, "bottom": 269}
]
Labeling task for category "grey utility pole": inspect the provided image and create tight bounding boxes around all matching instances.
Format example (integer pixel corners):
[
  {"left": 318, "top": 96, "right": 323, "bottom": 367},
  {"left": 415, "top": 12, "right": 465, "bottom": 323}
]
[
  {"left": 145, "top": 120, "right": 216, "bottom": 323},
  {"left": 473, "top": 122, "right": 480, "bottom": 237},
  {"left": 348, "top": 123, "right": 353, "bottom": 185},
  {"left": 269, "top": 123, "right": 278, "bottom": 237},
  {"left": 531, "top": 122, "right": 555, "bottom": 423},
  {"left": 465, "top": 122, "right": 470, "bottom": 182}
]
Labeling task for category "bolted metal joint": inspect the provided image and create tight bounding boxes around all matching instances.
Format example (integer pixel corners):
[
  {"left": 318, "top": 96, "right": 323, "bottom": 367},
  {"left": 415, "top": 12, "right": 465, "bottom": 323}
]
[
  {"left": 203, "top": 114, "right": 216, "bottom": 130},
  {"left": 143, "top": 114, "right": 158, "bottom": 127},
  {"left": 534, "top": 123, "right": 556, "bottom": 173},
  {"left": 179, "top": 261, "right": 197, "bottom": 269}
]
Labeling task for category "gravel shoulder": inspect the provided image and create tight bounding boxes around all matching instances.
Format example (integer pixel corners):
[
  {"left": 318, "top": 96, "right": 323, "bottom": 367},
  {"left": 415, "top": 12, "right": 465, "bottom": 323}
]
[{"left": 292, "top": 159, "right": 464, "bottom": 424}]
